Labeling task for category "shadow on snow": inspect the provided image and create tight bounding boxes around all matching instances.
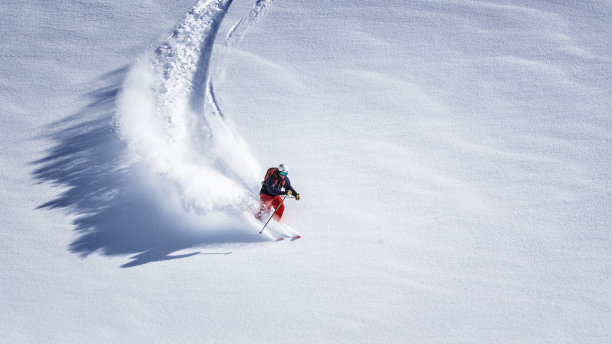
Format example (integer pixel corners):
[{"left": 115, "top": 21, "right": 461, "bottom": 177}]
[{"left": 31, "top": 68, "right": 264, "bottom": 268}]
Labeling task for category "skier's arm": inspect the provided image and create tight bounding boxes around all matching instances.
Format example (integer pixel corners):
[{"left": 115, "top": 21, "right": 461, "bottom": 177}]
[{"left": 284, "top": 177, "right": 298, "bottom": 196}]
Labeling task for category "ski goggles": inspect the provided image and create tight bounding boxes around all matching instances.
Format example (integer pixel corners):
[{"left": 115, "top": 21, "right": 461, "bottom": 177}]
[{"left": 279, "top": 171, "right": 288, "bottom": 176}]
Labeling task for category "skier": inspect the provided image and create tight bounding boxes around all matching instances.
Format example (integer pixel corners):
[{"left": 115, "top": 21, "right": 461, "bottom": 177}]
[{"left": 256, "top": 163, "right": 300, "bottom": 222}]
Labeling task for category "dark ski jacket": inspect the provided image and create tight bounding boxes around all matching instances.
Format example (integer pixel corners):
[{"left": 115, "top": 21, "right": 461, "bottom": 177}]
[{"left": 260, "top": 171, "right": 298, "bottom": 197}]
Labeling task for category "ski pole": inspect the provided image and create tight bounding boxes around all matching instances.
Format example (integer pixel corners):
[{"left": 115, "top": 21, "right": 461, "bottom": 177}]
[{"left": 259, "top": 194, "right": 288, "bottom": 234}]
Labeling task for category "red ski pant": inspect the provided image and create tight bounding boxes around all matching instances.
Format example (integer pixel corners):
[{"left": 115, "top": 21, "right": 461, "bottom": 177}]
[{"left": 259, "top": 194, "right": 285, "bottom": 221}]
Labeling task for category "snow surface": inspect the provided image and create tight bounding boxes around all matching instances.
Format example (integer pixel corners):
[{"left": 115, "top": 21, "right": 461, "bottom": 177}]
[{"left": 1, "top": 0, "right": 611, "bottom": 342}]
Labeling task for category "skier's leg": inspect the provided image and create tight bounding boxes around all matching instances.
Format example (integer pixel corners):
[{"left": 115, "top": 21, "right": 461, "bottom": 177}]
[
  {"left": 272, "top": 195, "right": 285, "bottom": 221},
  {"left": 256, "top": 194, "right": 274, "bottom": 220}
]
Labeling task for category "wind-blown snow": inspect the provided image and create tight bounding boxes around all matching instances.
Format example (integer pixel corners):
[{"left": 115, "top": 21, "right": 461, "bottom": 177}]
[{"left": 1, "top": 0, "right": 611, "bottom": 343}]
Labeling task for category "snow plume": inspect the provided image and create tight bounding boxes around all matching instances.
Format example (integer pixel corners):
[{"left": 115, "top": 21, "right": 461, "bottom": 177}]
[{"left": 116, "top": 0, "right": 261, "bottom": 216}]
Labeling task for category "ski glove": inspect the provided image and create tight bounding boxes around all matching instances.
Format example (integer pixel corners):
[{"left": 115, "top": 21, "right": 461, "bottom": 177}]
[
  {"left": 285, "top": 190, "right": 292, "bottom": 196},
  {"left": 295, "top": 194, "right": 300, "bottom": 201}
]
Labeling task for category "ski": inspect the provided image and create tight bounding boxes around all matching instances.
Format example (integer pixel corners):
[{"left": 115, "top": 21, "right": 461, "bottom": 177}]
[
  {"left": 250, "top": 212, "right": 301, "bottom": 242},
  {"left": 273, "top": 235, "right": 301, "bottom": 242}
]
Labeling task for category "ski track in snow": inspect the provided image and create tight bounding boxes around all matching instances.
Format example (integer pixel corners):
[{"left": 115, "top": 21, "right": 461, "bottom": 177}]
[
  {"left": 206, "top": 0, "right": 275, "bottom": 119},
  {"left": 225, "top": 0, "right": 275, "bottom": 46}
]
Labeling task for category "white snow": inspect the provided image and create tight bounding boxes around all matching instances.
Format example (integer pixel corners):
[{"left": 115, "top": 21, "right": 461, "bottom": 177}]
[{"left": 1, "top": 0, "right": 611, "bottom": 342}]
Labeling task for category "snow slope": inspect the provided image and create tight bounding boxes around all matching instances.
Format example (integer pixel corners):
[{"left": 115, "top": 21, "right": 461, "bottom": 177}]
[{"left": 1, "top": 0, "right": 611, "bottom": 343}]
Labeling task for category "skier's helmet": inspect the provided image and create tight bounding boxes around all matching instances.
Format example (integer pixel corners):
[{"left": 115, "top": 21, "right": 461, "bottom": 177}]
[{"left": 278, "top": 163, "right": 288, "bottom": 176}]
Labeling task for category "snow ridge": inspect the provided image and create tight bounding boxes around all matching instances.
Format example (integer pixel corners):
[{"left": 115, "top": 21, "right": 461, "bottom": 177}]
[{"left": 116, "top": 0, "right": 261, "bottom": 215}]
